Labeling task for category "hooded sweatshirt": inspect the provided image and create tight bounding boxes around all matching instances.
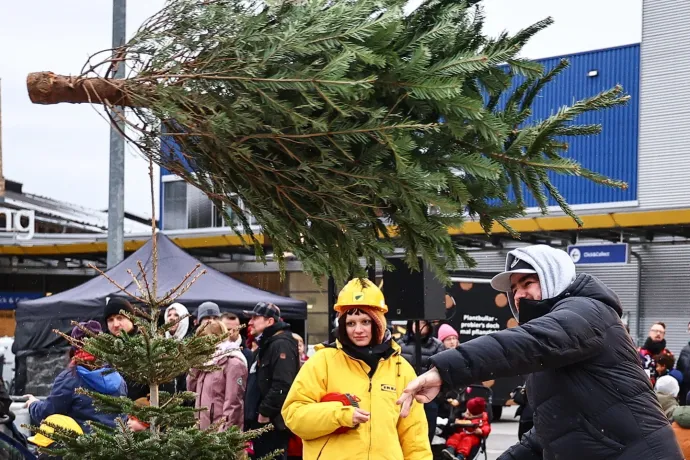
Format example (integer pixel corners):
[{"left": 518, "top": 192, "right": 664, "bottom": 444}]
[
  {"left": 29, "top": 365, "right": 127, "bottom": 431},
  {"left": 165, "top": 303, "right": 190, "bottom": 341},
  {"left": 501, "top": 245, "right": 577, "bottom": 322}
]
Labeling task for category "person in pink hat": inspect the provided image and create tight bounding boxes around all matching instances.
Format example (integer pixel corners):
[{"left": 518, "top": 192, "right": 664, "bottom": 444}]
[{"left": 438, "top": 324, "right": 459, "bottom": 350}]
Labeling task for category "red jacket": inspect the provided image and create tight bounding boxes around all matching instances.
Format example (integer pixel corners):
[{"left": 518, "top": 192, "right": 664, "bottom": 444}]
[{"left": 455, "top": 412, "right": 491, "bottom": 438}]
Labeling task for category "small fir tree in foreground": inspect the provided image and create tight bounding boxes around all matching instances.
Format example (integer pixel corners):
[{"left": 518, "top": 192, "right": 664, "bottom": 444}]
[{"left": 27, "top": 161, "right": 275, "bottom": 460}]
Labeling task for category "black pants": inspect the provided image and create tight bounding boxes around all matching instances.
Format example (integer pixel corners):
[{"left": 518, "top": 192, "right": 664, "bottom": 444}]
[
  {"left": 425, "top": 400, "right": 439, "bottom": 442},
  {"left": 518, "top": 420, "right": 534, "bottom": 441},
  {"left": 249, "top": 421, "right": 291, "bottom": 460}
]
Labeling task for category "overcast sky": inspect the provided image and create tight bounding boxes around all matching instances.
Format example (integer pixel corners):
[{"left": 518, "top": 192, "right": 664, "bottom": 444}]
[{"left": 0, "top": 0, "right": 641, "bottom": 219}]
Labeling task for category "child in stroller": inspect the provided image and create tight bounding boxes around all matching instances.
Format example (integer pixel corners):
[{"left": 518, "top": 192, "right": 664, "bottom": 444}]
[
  {"left": 433, "top": 385, "right": 493, "bottom": 460},
  {"left": 442, "top": 397, "right": 491, "bottom": 460}
]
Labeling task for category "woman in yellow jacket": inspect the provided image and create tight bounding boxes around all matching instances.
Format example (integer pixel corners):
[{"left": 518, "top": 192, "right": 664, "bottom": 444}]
[{"left": 281, "top": 279, "right": 432, "bottom": 460}]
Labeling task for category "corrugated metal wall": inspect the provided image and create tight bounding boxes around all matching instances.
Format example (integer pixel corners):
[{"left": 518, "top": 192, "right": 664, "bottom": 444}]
[
  {"left": 638, "top": 0, "right": 690, "bottom": 209},
  {"left": 637, "top": 244, "right": 690, "bottom": 356},
  {"left": 504, "top": 45, "right": 639, "bottom": 207}
]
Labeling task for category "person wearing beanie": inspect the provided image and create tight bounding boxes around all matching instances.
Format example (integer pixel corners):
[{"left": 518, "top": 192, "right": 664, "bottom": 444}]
[
  {"left": 104, "top": 298, "right": 154, "bottom": 401},
  {"left": 442, "top": 396, "right": 491, "bottom": 460},
  {"left": 282, "top": 278, "right": 431, "bottom": 460},
  {"left": 438, "top": 324, "right": 459, "bottom": 350},
  {"left": 196, "top": 301, "right": 221, "bottom": 327},
  {"left": 656, "top": 375, "right": 680, "bottom": 420},
  {"left": 24, "top": 321, "right": 127, "bottom": 432},
  {"left": 103, "top": 297, "right": 137, "bottom": 337},
  {"left": 398, "top": 244, "right": 683, "bottom": 460}
]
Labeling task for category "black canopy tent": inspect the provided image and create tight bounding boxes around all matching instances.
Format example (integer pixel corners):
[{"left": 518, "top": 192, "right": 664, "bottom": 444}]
[{"left": 12, "top": 233, "right": 306, "bottom": 394}]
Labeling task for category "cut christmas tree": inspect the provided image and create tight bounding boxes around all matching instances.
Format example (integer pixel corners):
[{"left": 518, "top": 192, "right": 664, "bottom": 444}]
[{"left": 26, "top": 0, "right": 628, "bottom": 285}]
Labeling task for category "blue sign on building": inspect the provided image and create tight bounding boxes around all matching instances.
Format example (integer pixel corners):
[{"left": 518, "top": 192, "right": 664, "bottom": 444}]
[
  {"left": 0, "top": 292, "right": 43, "bottom": 310},
  {"left": 567, "top": 243, "right": 629, "bottom": 265}
]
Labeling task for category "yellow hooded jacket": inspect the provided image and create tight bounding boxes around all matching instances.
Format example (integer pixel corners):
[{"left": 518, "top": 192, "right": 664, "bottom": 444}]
[{"left": 281, "top": 339, "right": 431, "bottom": 460}]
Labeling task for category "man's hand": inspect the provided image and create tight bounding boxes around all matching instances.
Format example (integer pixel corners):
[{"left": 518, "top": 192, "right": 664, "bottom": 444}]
[
  {"left": 474, "top": 428, "right": 483, "bottom": 436},
  {"left": 23, "top": 395, "right": 38, "bottom": 408},
  {"left": 257, "top": 414, "right": 271, "bottom": 424},
  {"left": 396, "top": 367, "right": 443, "bottom": 418},
  {"left": 352, "top": 408, "right": 370, "bottom": 425}
]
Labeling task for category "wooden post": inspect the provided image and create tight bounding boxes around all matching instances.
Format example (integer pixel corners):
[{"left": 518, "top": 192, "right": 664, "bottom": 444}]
[{"left": 0, "top": 78, "right": 5, "bottom": 195}]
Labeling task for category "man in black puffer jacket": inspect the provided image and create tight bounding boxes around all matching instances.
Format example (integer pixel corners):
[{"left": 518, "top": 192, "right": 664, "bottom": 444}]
[{"left": 398, "top": 244, "right": 683, "bottom": 460}]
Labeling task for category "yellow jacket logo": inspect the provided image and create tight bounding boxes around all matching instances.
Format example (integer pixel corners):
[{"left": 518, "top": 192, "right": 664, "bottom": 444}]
[{"left": 381, "top": 384, "right": 396, "bottom": 393}]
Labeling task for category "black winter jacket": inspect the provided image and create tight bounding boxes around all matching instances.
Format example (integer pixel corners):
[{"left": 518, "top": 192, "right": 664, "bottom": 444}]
[
  {"left": 430, "top": 274, "right": 683, "bottom": 460},
  {"left": 677, "top": 343, "right": 690, "bottom": 405},
  {"left": 398, "top": 325, "right": 445, "bottom": 375},
  {"left": 245, "top": 322, "right": 299, "bottom": 431}
]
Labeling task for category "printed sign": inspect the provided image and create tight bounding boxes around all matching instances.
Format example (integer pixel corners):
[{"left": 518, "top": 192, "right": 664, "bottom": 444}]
[
  {"left": 0, "top": 208, "right": 35, "bottom": 240},
  {"left": 0, "top": 292, "right": 43, "bottom": 310},
  {"left": 567, "top": 243, "right": 629, "bottom": 265}
]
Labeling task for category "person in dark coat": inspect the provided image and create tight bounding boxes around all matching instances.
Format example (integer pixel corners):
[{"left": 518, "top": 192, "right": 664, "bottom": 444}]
[
  {"left": 25, "top": 321, "right": 127, "bottom": 432},
  {"left": 397, "top": 244, "right": 683, "bottom": 460},
  {"left": 398, "top": 320, "right": 445, "bottom": 443},
  {"left": 510, "top": 385, "right": 533, "bottom": 441},
  {"left": 638, "top": 321, "right": 674, "bottom": 386},
  {"left": 221, "top": 312, "right": 254, "bottom": 368},
  {"left": 105, "top": 297, "right": 176, "bottom": 400},
  {"left": 243, "top": 302, "right": 299, "bottom": 460},
  {"left": 676, "top": 321, "right": 690, "bottom": 406}
]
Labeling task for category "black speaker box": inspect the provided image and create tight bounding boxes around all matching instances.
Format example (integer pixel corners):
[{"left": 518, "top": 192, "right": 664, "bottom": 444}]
[{"left": 382, "top": 257, "right": 446, "bottom": 321}]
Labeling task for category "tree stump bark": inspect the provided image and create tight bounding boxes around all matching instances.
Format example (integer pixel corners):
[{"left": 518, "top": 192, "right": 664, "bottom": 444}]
[{"left": 26, "top": 72, "right": 132, "bottom": 106}]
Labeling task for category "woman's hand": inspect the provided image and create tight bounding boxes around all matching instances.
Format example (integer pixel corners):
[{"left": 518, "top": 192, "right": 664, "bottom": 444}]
[{"left": 352, "top": 408, "right": 370, "bottom": 425}]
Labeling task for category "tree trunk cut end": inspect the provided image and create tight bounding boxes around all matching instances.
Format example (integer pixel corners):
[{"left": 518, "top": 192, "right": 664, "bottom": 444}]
[{"left": 26, "top": 71, "right": 131, "bottom": 106}]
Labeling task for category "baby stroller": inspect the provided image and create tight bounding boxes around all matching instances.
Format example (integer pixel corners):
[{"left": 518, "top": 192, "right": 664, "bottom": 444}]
[
  {"left": 432, "top": 384, "right": 493, "bottom": 460},
  {"left": 0, "top": 410, "right": 36, "bottom": 460}
]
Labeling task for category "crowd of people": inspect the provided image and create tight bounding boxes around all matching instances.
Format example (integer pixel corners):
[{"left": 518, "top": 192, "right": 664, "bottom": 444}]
[{"left": 15, "top": 243, "right": 690, "bottom": 459}]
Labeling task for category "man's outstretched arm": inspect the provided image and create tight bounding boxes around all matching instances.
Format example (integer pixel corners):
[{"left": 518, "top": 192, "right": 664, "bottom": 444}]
[{"left": 430, "top": 297, "right": 608, "bottom": 389}]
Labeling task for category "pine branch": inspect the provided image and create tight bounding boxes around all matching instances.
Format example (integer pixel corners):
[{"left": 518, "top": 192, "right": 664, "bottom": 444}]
[{"left": 25, "top": 0, "right": 630, "bottom": 287}]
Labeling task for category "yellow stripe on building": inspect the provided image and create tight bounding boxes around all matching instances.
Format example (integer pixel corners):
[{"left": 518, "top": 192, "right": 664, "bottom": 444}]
[{"left": 0, "top": 208, "right": 687, "bottom": 257}]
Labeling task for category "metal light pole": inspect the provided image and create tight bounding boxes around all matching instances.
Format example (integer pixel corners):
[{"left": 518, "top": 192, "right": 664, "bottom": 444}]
[{"left": 107, "top": 0, "right": 126, "bottom": 268}]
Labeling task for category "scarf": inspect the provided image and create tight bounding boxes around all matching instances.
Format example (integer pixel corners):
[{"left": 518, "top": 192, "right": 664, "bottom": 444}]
[
  {"left": 205, "top": 340, "right": 246, "bottom": 367},
  {"left": 643, "top": 337, "right": 667, "bottom": 356},
  {"left": 165, "top": 303, "right": 190, "bottom": 341},
  {"left": 341, "top": 332, "right": 394, "bottom": 376}
]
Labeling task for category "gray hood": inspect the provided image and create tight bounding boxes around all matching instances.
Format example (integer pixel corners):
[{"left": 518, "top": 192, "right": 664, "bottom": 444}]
[{"left": 502, "top": 245, "right": 577, "bottom": 320}]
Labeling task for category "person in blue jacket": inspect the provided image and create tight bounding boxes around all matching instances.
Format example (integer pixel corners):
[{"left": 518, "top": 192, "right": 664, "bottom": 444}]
[{"left": 24, "top": 320, "right": 127, "bottom": 431}]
